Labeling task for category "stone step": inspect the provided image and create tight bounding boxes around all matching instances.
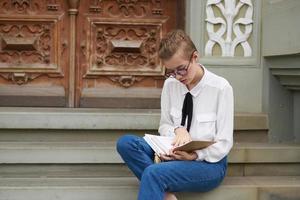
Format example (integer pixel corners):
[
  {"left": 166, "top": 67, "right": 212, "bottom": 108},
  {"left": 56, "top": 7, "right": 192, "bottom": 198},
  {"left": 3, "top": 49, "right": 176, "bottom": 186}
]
[
  {"left": 0, "top": 107, "right": 269, "bottom": 142},
  {"left": 0, "top": 162, "right": 299, "bottom": 177},
  {"left": 0, "top": 107, "right": 268, "bottom": 130},
  {"left": 0, "top": 129, "right": 268, "bottom": 143},
  {"left": 0, "top": 129, "right": 268, "bottom": 144},
  {"left": 0, "top": 141, "right": 298, "bottom": 164},
  {"left": 0, "top": 176, "right": 299, "bottom": 200}
]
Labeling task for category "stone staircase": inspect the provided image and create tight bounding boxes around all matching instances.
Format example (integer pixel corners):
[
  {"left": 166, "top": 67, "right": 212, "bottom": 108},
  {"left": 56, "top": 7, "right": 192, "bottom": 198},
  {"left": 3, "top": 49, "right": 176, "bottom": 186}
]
[{"left": 0, "top": 107, "right": 299, "bottom": 200}]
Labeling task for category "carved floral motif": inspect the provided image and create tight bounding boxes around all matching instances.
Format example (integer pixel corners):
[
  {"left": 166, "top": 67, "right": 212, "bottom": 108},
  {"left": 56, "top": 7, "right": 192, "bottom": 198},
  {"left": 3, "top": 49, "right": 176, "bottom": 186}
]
[
  {"left": 91, "top": 24, "right": 159, "bottom": 70},
  {"left": 0, "top": 0, "right": 40, "bottom": 13},
  {"left": 0, "top": 23, "right": 53, "bottom": 65},
  {"left": 84, "top": 22, "right": 162, "bottom": 87},
  {"left": 0, "top": 72, "right": 41, "bottom": 85},
  {"left": 0, "top": 0, "right": 61, "bottom": 13},
  {"left": 205, "top": 0, "right": 253, "bottom": 57},
  {"left": 107, "top": 0, "right": 146, "bottom": 17},
  {"left": 88, "top": 0, "right": 163, "bottom": 17},
  {"left": 0, "top": 19, "right": 64, "bottom": 85},
  {"left": 108, "top": 75, "right": 144, "bottom": 88}
]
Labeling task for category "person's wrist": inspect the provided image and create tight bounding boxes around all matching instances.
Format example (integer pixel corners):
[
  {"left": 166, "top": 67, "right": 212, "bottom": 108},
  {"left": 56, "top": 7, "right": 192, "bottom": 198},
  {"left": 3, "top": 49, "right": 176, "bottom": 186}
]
[
  {"left": 174, "top": 125, "right": 184, "bottom": 134},
  {"left": 192, "top": 152, "right": 198, "bottom": 160}
]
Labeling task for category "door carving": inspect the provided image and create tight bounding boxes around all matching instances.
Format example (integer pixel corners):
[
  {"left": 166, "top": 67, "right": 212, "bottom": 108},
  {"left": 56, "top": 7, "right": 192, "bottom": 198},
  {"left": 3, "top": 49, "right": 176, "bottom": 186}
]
[{"left": 0, "top": 0, "right": 184, "bottom": 108}]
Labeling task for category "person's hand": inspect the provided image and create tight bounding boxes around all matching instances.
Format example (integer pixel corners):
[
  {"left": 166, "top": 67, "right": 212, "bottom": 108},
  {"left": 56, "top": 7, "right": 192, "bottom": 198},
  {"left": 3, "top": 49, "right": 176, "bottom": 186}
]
[
  {"left": 159, "top": 153, "right": 175, "bottom": 162},
  {"left": 170, "top": 150, "right": 198, "bottom": 161},
  {"left": 159, "top": 150, "right": 198, "bottom": 161},
  {"left": 172, "top": 127, "right": 191, "bottom": 147}
]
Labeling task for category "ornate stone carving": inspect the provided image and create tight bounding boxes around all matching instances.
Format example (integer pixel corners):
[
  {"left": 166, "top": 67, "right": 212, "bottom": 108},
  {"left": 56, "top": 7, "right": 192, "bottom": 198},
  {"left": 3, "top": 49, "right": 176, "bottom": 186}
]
[
  {"left": 89, "top": 0, "right": 102, "bottom": 13},
  {"left": 0, "top": 18, "right": 64, "bottom": 84},
  {"left": 0, "top": 0, "right": 40, "bottom": 13},
  {"left": 88, "top": 0, "right": 164, "bottom": 18},
  {"left": 0, "top": 0, "right": 61, "bottom": 13},
  {"left": 12, "top": 0, "right": 31, "bottom": 12},
  {"left": 107, "top": 0, "right": 147, "bottom": 17},
  {"left": 108, "top": 75, "right": 144, "bottom": 88},
  {"left": 0, "top": 72, "right": 41, "bottom": 85},
  {"left": 0, "top": 23, "right": 52, "bottom": 65},
  {"left": 205, "top": 0, "right": 253, "bottom": 57},
  {"left": 151, "top": 0, "right": 163, "bottom": 15},
  {"left": 47, "top": 0, "right": 59, "bottom": 11},
  {"left": 84, "top": 22, "right": 162, "bottom": 78}
]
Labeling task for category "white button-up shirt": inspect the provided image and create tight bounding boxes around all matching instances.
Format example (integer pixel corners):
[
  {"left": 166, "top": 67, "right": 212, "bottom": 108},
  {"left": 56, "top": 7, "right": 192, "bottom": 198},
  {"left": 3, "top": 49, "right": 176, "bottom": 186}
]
[{"left": 158, "top": 65, "right": 234, "bottom": 163}]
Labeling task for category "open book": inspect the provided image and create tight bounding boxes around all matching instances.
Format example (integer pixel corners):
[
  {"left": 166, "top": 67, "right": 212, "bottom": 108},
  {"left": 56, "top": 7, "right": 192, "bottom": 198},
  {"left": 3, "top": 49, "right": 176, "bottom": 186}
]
[{"left": 143, "top": 134, "right": 215, "bottom": 155}]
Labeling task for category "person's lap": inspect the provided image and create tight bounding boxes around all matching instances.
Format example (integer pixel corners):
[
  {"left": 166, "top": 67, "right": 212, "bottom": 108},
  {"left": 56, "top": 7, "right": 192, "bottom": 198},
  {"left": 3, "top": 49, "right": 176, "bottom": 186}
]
[
  {"left": 143, "top": 158, "right": 227, "bottom": 193},
  {"left": 117, "top": 134, "right": 227, "bottom": 193}
]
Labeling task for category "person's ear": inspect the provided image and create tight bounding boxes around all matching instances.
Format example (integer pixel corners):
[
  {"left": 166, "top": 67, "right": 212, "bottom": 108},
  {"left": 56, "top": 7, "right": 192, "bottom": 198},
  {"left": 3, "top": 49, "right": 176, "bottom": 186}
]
[{"left": 192, "top": 51, "right": 198, "bottom": 62}]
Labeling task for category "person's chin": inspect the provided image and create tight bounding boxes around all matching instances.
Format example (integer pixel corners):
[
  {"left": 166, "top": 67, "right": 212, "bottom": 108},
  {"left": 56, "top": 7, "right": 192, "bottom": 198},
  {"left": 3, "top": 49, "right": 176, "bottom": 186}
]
[{"left": 181, "top": 79, "right": 189, "bottom": 85}]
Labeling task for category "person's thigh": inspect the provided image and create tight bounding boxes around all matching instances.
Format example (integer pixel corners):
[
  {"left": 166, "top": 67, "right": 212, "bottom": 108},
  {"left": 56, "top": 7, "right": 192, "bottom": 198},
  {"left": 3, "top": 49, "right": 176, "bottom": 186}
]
[
  {"left": 117, "top": 134, "right": 155, "bottom": 179},
  {"left": 148, "top": 157, "right": 227, "bottom": 193}
]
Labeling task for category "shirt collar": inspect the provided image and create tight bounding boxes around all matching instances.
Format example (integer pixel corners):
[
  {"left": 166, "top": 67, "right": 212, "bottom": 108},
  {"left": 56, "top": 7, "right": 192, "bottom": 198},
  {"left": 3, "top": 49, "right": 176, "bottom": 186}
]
[{"left": 180, "top": 64, "right": 208, "bottom": 97}]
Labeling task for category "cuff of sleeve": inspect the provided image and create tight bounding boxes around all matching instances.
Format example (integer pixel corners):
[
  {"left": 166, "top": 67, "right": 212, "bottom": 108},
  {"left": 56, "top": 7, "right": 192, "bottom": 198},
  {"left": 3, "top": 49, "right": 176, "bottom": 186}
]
[
  {"left": 195, "top": 149, "right": 206, "bottom": 161},
  {"left": 174, "top": 125, "right": 184, "bottom": 134},
  {"left": 166, "top": 127, "right": 176, "bottom": 137}
]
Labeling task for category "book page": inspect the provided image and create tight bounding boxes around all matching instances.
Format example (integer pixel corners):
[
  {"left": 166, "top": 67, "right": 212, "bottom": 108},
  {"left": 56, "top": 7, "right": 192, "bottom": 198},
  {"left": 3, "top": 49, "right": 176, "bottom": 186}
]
[
  {"left": 144, "top": 135, "right": 164, "bottom": 155},
  {"left": 152, "top": 136, "right": 173, "bottom": 155},
  {"left": 144, "top": 134, "right": 174, "bottom": 155},
  {"left": 144, "top": 134, "right": 215, "bottom": 155}
]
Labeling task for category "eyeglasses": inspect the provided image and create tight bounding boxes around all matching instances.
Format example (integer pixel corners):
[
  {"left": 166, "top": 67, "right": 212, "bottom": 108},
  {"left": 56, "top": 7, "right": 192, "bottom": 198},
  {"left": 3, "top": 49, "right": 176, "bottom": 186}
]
[{"left": 165, "top": 51, "right": 195, "bottom": 78}]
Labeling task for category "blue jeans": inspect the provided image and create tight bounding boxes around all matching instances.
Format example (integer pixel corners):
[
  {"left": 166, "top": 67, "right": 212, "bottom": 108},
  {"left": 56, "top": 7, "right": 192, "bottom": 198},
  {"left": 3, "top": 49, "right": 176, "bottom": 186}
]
[{"left": 116, "top": 134, "right": 227, "bottom": 200}]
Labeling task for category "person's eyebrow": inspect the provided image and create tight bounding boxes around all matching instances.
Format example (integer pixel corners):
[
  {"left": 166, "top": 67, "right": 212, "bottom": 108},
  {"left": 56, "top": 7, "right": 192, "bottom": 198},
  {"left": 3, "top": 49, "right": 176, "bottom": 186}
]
[
  {"left": 176, "top": 65, "right": 186, "bottom": 70},
  {"left": 170, "top": 64, "right": 185, "bottom": 70}
]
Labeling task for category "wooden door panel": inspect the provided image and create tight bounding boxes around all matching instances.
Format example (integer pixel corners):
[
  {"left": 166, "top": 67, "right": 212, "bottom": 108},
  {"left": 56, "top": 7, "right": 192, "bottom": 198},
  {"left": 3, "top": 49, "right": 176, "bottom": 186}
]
[
  {"left": 0, "top": 0, "right": 184, "bottom": 108},
  {"left": 77, "top": 0, "right": 182, "bottom": 108},
  {"left": 84, "top": 20, "right": 163, "bottom": 77},
  {"left": 0, "top": 0, "right": 69, "bottom": 107}
]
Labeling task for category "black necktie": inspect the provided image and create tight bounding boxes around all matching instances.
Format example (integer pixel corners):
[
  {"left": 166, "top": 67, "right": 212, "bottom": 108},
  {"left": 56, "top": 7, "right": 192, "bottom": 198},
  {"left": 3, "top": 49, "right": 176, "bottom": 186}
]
[{"left": 181, "top": 92, "right": 193, "bottom": 132}]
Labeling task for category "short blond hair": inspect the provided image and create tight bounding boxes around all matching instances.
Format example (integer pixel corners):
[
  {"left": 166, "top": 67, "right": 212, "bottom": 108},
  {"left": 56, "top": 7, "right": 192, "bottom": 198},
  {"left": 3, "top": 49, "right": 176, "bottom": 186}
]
[{"left": 158, "top": 29, "right": 197, "bottom": 61}]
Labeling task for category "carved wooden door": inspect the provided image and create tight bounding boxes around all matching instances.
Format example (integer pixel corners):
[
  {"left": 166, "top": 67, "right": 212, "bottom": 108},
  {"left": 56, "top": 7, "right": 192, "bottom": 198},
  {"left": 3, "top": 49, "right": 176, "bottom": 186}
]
[
  {"left": 0, "top": 0, "right": 70, "bottom": 107},
  {"left": 0, "top": 0, "right": 184, "bottom": 108}
]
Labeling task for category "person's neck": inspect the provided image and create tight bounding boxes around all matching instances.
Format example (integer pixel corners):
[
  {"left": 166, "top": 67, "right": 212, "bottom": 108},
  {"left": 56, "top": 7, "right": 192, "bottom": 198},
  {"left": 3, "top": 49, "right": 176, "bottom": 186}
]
[{"left": 187, "top": 64, "right": 204, "bottom": 91}]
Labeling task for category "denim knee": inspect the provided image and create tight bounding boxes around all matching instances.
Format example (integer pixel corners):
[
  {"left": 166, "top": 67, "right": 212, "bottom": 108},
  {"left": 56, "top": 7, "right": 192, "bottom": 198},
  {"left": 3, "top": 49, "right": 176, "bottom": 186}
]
[
  {"left": 141, "top": 165, "right": 166, "bottom": 190},
  {"left": 116, "top": 134, "right": 136, "bottom": 154}
]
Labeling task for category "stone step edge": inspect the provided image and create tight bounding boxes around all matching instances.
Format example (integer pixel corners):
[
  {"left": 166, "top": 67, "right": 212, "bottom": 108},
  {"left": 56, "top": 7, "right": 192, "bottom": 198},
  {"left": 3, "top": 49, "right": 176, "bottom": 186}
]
[
  {"left": 0, "top": 176, "right": 299, "bottom": 188},
  {"left": 0, "top": 107, "right": 268, "bottom": 130},
  {"left": 0, "top": 142, "right": 299, "bottom": 163}
]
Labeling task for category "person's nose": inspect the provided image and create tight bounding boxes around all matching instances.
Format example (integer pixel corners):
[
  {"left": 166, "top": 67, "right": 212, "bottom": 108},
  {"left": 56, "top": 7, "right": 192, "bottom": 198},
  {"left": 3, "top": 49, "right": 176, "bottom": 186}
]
[{"left": 176, "top": 74, "right": 184, "bottom": 81}]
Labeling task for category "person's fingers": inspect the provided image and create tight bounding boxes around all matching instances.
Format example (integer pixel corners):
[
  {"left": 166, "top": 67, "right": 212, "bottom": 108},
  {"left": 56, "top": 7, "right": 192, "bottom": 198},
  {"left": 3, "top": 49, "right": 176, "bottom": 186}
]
[
  {"left": 160, "top": 154, "right": 174, "bottom": 161},
  {"left": 174, "top": 139, "right": 181, "bottom": 147},
  {"left": 169, "top": 151, "right": 180, "bottom": 159},
  {"left": 174, "top": 151, "right": 188, "bottom": 158},
  {"left": 172, "top": 153, "right": 184, "bottom": 160},
  {"left": 173, "top": 151, "right": 192, "bottom": 160}
]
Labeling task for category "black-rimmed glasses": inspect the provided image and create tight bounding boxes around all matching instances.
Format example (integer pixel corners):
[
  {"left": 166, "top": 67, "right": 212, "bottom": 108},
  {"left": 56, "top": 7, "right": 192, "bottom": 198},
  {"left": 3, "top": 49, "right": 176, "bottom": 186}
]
[{"left": 165, "top": 51, "right": 195, "bottom": 78}]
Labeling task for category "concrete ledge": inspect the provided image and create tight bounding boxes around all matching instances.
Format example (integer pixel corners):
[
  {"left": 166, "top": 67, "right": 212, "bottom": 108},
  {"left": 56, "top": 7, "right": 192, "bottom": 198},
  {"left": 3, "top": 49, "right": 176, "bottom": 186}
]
[
  {"left": 0, "top": 107, "right": 268, "bottom": 130},
  {"left": 1, "top": 163, "right": 300, "bottom": 178},
  {"left": 0, "top": 177, "right": 299, "bottom": 200},
  {"left": 0, "top": 142, "right": 298, "bottom": 164},
  {"left": 0, "top": 86, "right": 66, "bottom": 107}
]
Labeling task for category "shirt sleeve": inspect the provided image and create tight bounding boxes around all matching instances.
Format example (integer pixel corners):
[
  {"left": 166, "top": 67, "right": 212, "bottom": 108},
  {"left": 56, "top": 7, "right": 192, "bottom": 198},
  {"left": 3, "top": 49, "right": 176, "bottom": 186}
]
[
  {"left": 158, "top": 80, "right": 176, "bottom": 137},
  {"left": 195, "top": 84, "right": 234, "bottom": 162}
]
